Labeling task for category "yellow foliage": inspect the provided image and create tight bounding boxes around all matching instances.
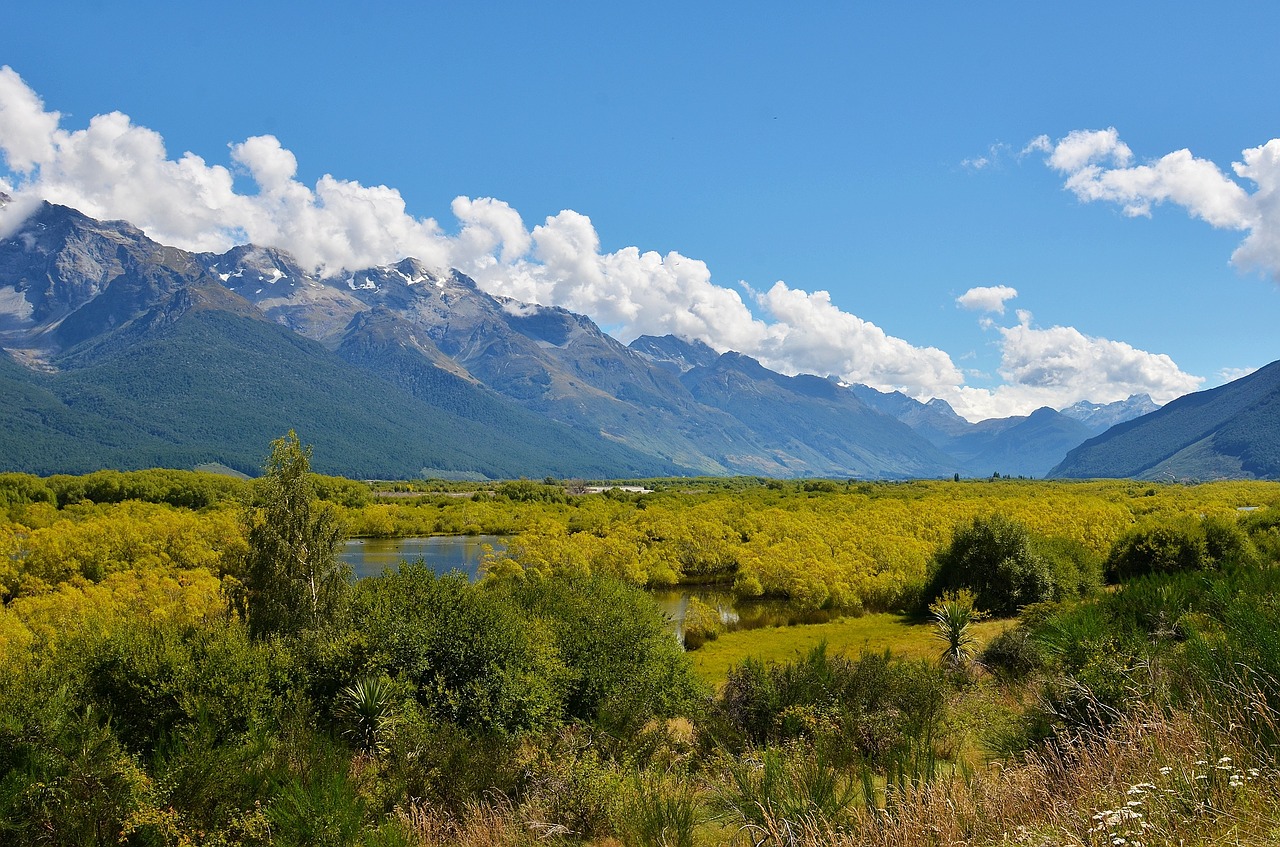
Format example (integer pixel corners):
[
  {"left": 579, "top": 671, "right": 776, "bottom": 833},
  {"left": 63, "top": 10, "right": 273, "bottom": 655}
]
[
  {"left": 0, "top": 566, "right": 225, "bottom": 661},
  {"left": 7, "top": 501, "right": 244, "bottom": 595},
  {"left": 489, "top": 479, "right": 1280, "bottom": 612}
]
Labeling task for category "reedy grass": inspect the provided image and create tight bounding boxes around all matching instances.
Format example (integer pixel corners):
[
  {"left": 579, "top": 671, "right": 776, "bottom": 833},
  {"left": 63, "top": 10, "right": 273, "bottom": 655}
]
[{"left": 690, "top": 613, "right": 1010, "bottom": 687}]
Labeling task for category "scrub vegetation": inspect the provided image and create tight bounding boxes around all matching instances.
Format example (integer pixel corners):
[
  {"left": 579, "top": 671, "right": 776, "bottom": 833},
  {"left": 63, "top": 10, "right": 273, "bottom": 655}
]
[{"left": 2, "top": 446, "right": 1280, "bottom": 845}]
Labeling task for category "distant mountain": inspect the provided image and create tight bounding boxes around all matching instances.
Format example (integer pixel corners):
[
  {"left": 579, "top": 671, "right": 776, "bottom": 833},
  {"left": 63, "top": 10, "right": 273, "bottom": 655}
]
[
  {"left": 1050, "top": 363, "right": 1280, "bottom": 480},
  {"left": 1059, "top": 394, "right": 1159, "bottom": 432},
  {"left": 850, "top": 384, "right": 1099, "bottom": 478},
  {"left": 194, "top": 240, "right": 963, "bottom": 477},
  {"left": 850, "top": 386, "right": 973, "bottom": 446},
  {"left": 679, "top": 352, "right": 956, "bottom": 478},
  {"left": 629, "top": 334, "right": 721, "bottom": 373},
  {"left": 7, "top": 203, "right": 1248, "bottom": 481},
  {"left": 942, "top": 407, "right": 1096, "bottom": 478}
]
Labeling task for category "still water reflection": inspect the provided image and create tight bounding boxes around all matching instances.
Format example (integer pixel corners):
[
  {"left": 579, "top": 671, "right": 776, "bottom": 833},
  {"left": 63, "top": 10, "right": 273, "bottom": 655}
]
[
  {"left": 340, "top": 536, "right": 822, "bottom": 641},
  {"left": 340, "top": 535, "right": 506, "bottom": 580}
]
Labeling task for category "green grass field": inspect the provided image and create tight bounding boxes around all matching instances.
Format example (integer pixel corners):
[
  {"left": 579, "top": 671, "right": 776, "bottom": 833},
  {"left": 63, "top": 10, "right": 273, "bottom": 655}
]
[{"left": 688, "top": 612, "right": 1011, "bottom": 685}]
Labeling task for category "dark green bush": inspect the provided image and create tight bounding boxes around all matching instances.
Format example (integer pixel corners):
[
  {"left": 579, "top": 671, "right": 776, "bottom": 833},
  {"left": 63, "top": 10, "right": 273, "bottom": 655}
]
[
  {"left": 0, "top": 692, "right": 149, "bottom": 846},
  {"left": 46, "top": 468, "right": 245, "bottom": 509},
  {"left": 979, "top": 626, "right": 1042, "bottom": 682},
  {"left": 353, "top": 565, "right": 567, "bottom": 736},
  {"left": 86, "top": 618, "right": 287, "bottom": 755},
  {"left": 1105, "top": 515, "right": 1258, "bottom": 582},
  {"left": 499, "top": 574, "right": 705, "bottom": 733},
  {"left": 923, "top": 514, "right": 1054, "bottom": 616},
  {"left": 0, "top": 472, "right": 55, "bottom": 516},
  {"left": 493, "top": 478, "right": 569, "bottom": 503},
  {"left": 1240, "top": 505, "right": 1280, "bottom": 562},
  {"left": 311, "top": 473, "right": 372, "bottom": 508},
  {"left": 1031, "top": 536, "right": 1103, "bottom": 599}
]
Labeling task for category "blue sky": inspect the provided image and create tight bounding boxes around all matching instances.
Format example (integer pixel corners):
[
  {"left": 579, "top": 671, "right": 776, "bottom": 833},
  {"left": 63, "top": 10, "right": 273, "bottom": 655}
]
[{"left": 2, "top": 1, "right": 1278, "bottom": 420}]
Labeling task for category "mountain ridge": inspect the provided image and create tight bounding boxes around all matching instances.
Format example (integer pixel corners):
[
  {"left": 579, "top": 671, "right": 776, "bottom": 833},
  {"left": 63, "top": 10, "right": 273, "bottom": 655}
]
[
  {"left": 1050, "top": 362, "right": 1280, "bottom": 480},
  {"left": 6, "top": 203, "right": 1260, "bottom": 481}
]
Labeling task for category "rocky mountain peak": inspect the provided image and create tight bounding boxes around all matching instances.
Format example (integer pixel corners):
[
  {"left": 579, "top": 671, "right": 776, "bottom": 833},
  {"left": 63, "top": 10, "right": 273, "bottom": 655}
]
[
  {"left": 1060, "top": 393, "right": 1160, "bottom": 432},
  {"left": 628, "top": 334, "right": 721, "bottom": 373}
]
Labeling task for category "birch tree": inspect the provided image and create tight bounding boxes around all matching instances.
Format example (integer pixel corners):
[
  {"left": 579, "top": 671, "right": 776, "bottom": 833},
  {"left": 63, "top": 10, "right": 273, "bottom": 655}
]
[{"left": 243, "top": 431, "right": 348, "bottom": 638}]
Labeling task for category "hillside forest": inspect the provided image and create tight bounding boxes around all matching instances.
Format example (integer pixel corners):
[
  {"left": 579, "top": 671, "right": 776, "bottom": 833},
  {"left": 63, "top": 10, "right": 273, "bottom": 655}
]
[{"left": 3, "top": 435, "right": 1280, "bottom": 845}]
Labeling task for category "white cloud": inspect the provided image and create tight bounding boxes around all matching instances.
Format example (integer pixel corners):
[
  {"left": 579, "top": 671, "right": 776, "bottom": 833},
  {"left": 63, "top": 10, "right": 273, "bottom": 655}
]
[
  {"left": 0, "top": 67, "right": 1210, "bottom": 423},
  {"left": 0, "top": 66, "right": 59, "bottom": 173},
  {"left": 1217, "top": 365, "right": 1258, "bottom": 384},
  {"left": 1033, "top": 127, "right": 1280, "bottom": 277},
  {"left": 941, "top": 310, "right": 1202, "bottom": 420},
  {"left": 751, "top": 282, "right": 964, "bottom": 394},
  {"left": 1045, "top": 127, "right": 1133, "bottom": 173},
  {"left": 956, "top": 285, "right": 1017, "bottom": 314}
]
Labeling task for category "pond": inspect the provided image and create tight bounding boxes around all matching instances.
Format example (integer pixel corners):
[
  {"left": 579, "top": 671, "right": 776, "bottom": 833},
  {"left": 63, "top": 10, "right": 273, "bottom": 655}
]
[
  {"left": 341, "top": 536, "right": 829, "bottom": 642},
  {"left": 340, "top": 535, "right": 507, "bottom": 580},
  {"left": 650, "top": 588, "right": 837, "bottom": 644}
]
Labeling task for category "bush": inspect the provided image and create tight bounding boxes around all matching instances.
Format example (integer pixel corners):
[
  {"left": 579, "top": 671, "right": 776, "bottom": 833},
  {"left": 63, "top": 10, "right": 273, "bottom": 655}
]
[
  {"left": 979, "top": 626, "right": 1042, "bottom": 681},
  {"left": 1240, "top": 505, "right": 1280, "bottom": 562},
  {"left": 311, "top": 474, "right": 372, "bottom": 508},
  {"left": 1032, "top": 536, "right": 1103, "bottom": 599},
  {"left": 923, "top": 514, "right": 1054, "bottom": 616},
  {"left": 354, "top": 565, "right": 567, "bottom": 736},
  {"left": 1105, "top": 515, "right": 1257, "bottom": 582},
  {"left": 86, "top": 617, "right": 286, "bottom": 754},
  {"left": 499, "top": 575, "right": 705, "bottom": 733},
  {"left": 680, "top": 596, "right": 724, "bottom": 650},
  {"left": 0, "top": 472, "right": 55, "bottom": 517},
  {"left": 0, "top": 685, "right": 151, "bottom": 846},
  {"left": 45, "top": 468, "right": 245, "bottom": 510},
  {"left": 494, "top": 478, "right": 569, "bottom": 503},
  {"left": 717, "top": 644, "right": 945, "bottom": 768}
]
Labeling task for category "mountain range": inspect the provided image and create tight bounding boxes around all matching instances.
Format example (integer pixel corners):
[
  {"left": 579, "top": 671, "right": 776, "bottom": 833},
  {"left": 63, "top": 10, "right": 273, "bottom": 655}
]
[{"left": 2, "top": 201, "right": 1268, "bottom": 481}]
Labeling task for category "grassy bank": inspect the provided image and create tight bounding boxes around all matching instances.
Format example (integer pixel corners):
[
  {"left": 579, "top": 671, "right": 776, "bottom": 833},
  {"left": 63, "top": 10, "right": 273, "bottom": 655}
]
[{"left": 689, "top": 612, "right": 1010, "bottom": 686}]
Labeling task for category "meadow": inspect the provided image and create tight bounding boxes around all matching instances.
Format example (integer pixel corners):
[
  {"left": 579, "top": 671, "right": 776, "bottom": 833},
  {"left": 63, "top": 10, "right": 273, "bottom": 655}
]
[{"left": 3, "top": 450, "right": 1280, "bottom": 846}]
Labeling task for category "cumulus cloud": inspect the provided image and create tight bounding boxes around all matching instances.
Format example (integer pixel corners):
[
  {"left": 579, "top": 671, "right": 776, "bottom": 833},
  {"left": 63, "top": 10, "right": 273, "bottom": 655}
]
[
  {"left": 1217, "top": 366, "right": 1258, "bottom": 384},
  {"left": 0, "top": 67, "right": 1209, "bottom": 421},
  {"left": 1032, "top": 127, "right": 1280, "bottom": 277},
  {"left": 752, "top": 283, "right": 964, "bottom": 394},
  {"left": 940, "top": 310, "right": 1203, "bottom": 421},
  {"left": 0, "top": 67, "right": 59, "bottom": 173},
  {"left": 956, "top": 285, "right": 1018, "bottom": 314}
]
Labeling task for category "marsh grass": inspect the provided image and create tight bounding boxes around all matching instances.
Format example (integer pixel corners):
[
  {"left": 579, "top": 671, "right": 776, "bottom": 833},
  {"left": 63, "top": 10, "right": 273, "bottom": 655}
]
[{"left": 690, "top": 612, "right": 1009, "bottom": 687}]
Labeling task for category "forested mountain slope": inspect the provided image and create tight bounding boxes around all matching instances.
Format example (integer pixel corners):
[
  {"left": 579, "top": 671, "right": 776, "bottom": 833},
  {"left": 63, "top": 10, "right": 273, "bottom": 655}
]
[{"left": 1051, "top": 360, "right": 1280, "bottom": 480}]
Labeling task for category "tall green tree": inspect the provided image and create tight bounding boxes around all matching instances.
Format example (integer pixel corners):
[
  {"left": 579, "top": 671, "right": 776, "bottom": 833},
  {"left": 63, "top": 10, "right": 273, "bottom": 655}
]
[{"left": 242, "top": 431, "right": 349, "bottom": 638}]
